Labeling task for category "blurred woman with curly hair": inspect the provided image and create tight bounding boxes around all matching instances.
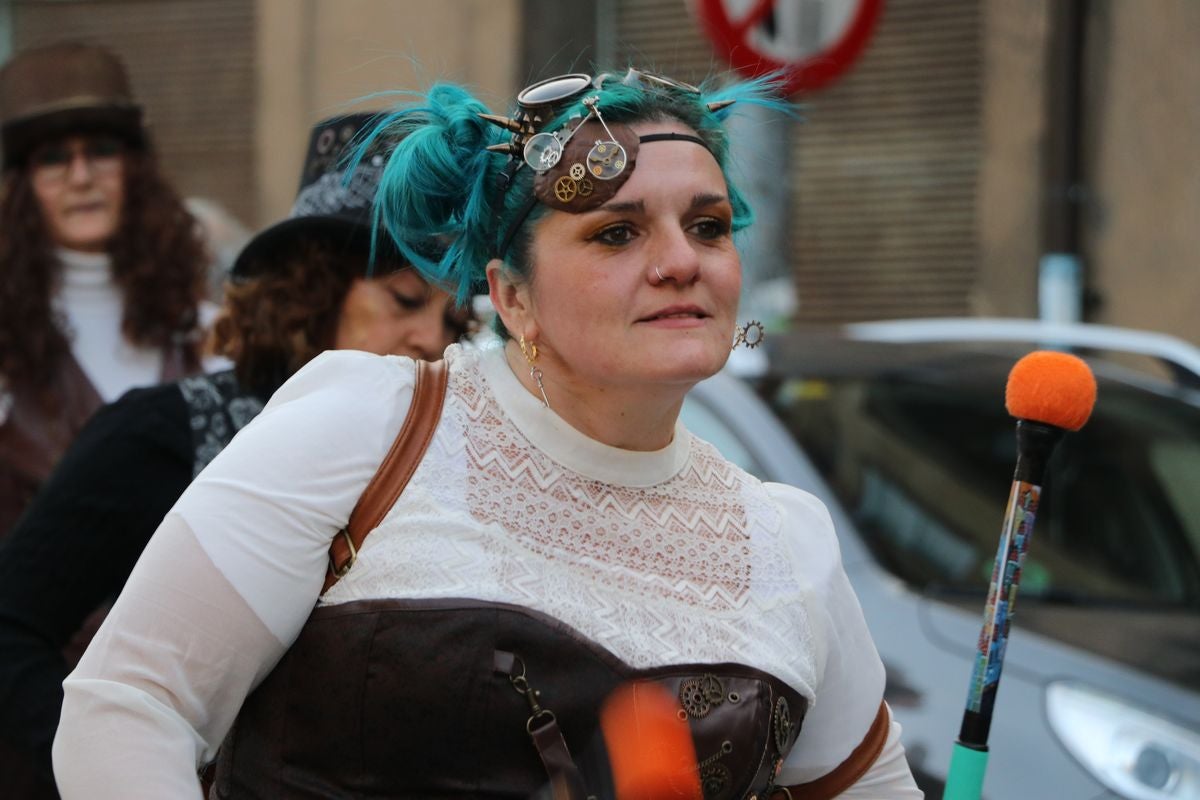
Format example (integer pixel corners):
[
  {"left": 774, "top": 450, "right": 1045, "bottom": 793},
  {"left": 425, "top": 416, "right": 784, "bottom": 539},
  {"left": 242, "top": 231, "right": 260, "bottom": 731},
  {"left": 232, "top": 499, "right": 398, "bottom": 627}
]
[
  {"left": 0, "top": 42, "right": 213, "bottom": 537},
  {"left": 0, "top": 111, "right": 469, "bottom": 798}
]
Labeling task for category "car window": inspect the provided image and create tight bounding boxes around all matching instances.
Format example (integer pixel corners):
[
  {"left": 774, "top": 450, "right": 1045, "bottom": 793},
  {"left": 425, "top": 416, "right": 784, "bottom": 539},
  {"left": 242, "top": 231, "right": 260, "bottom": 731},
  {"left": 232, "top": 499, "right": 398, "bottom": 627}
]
[
  {"left": 1150, "top": 440, "right": 1200, "bottom": 558},
  {"left": 765, "top": 372, "right": 1200, "bottom": 609}
]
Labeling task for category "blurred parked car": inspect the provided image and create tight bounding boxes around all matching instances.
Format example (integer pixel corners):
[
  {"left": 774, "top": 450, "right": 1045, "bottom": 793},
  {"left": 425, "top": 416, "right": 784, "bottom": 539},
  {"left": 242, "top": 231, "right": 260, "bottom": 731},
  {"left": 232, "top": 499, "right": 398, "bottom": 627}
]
[{"left": 682, "top": 318, "right": 1200, "bottom": 799}]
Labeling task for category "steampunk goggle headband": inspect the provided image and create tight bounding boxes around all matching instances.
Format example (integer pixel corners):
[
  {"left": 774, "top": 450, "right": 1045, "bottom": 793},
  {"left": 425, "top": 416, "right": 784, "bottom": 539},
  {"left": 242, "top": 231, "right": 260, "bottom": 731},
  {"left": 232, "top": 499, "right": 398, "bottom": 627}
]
[{"left": 482, "top": 69, "right": 736, "bottom": 258}]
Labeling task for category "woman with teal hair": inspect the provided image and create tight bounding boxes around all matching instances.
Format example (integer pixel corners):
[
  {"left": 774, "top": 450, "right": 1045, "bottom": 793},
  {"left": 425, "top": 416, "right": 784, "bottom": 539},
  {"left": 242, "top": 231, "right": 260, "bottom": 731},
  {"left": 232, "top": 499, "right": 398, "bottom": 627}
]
[{"left": 54, "top": 68, "right": 920, "bottom": 799}]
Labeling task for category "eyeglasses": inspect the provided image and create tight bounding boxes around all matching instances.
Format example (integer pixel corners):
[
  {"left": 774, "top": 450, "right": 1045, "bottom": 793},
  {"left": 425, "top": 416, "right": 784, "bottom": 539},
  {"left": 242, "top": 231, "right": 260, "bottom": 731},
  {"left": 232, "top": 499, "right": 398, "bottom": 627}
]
[{"left": 29, "top": 136, "right": 125, "bottom": 183}]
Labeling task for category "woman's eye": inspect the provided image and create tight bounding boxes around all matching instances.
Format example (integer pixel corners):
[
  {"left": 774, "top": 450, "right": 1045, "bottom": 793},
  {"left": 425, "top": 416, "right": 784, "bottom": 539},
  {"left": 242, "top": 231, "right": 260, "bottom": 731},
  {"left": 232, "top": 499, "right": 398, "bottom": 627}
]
[
  {"left": 691, "top": 217, "right": 731, "bottom": 240},
  {"left": 390, "top": 291, "right": 425, "bottom": 311},
  {"left": 591, "top": 224, "right": 636, "bottom": 246},
  {"left": 31, "top": 147, "right": 71, "bottom": 168}
]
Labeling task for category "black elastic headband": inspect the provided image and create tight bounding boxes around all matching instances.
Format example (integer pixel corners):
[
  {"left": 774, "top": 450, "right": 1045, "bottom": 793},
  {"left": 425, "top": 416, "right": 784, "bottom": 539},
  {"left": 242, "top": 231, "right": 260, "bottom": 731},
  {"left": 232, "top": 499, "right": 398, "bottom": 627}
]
[{"left": 635, "top": 132, "right": 707, "bottom": 146}]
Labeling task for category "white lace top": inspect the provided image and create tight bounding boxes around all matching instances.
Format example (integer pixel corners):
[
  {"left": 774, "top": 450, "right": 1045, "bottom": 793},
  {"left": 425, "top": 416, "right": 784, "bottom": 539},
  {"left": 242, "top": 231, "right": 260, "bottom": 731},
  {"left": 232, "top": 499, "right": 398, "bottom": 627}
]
[{"left": 53, "top": 344, "right": 920, "bottom": 799}]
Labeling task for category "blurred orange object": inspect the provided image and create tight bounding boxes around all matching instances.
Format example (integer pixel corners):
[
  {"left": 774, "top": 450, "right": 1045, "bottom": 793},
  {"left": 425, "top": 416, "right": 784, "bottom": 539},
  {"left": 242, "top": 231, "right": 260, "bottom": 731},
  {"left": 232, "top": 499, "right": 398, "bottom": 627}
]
[
  {"left": 1005, "top": 350, "right": 1097, "bottom": 431},
  {"left": 600, "top": 682, "right": 702, "bottom": 800}
]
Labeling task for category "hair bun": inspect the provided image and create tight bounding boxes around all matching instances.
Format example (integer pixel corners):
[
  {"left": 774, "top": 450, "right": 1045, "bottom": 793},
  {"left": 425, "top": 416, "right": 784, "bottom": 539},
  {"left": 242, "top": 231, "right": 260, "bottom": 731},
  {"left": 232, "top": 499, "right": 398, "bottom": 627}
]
[{"left": 363, "top": 83, "right": 505, "bottom": 303}]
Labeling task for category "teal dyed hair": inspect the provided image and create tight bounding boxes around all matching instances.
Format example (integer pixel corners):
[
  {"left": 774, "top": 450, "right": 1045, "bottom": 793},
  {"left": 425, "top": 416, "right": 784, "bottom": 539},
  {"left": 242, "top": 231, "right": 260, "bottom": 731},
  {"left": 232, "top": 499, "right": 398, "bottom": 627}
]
[{"left": 352, "top": 69, "right": 793, "bottom": 310}]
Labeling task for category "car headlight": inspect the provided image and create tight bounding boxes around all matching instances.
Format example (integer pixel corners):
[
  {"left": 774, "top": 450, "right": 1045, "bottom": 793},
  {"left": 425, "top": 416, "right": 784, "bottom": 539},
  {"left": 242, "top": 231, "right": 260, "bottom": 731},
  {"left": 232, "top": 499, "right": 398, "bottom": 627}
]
[{"left": 1047, "top": 681, "right": 1200, "bottom": 799}]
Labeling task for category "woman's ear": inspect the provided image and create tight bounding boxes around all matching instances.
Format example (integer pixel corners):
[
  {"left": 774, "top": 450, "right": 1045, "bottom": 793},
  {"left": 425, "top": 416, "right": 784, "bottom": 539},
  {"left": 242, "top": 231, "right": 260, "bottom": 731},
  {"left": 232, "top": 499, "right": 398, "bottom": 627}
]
[{"left": 486, "top": 258, "right": 537, "bottom": 339}]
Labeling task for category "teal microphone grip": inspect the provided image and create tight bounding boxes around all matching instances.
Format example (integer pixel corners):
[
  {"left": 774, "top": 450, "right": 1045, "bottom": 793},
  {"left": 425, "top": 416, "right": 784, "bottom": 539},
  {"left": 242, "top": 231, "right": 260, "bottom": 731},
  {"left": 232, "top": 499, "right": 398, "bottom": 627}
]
[{"left": 943, "top": 741, "right": 989, "bottom": 800}]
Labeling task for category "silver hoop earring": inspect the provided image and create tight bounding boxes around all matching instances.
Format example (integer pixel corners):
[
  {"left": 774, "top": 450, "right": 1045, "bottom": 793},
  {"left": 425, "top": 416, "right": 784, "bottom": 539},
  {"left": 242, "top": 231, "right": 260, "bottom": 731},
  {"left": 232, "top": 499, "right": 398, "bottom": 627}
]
[{"left": 654, "top": 265, "right": 666, "bottom": 282}]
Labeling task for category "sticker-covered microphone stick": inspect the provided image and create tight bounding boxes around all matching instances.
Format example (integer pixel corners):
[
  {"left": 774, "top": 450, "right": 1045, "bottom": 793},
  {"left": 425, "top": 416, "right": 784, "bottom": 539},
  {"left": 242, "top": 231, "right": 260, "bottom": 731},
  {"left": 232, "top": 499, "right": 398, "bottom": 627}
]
[{"left": 944, "top": 351, "right": 1097, "bottom": 800}]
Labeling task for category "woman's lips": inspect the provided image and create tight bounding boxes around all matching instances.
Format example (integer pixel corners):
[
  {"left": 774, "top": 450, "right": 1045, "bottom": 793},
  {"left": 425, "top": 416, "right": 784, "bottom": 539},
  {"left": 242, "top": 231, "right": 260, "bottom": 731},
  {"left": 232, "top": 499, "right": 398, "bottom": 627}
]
[
  {"left": 638, "top": 305, "right": 710, "bottom": 327},
  {"left": 64, "top": 198, "right": 109, "bottom": 213}
]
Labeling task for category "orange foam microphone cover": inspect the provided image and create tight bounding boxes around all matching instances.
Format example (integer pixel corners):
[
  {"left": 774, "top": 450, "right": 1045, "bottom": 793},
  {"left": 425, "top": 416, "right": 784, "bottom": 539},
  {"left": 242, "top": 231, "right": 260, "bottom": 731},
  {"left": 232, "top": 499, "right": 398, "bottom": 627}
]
[
  {"left": 600, "top": 682, "right": 702, "bottom": 800},
  {"left": 1004, "top": 351, "right": 1097, "bottom": 431}
]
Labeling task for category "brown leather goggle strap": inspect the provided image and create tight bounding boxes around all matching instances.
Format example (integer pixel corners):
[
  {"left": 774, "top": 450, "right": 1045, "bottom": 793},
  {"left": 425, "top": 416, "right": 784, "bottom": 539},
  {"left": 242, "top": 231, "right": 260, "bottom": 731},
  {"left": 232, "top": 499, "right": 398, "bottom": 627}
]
[
  {"left": 494, "top": 649, "right": 589, "bottom": 800},
  {"left": 772, "top": 700, "right": 890, "bottom": 800},
  {"left": 322, "top": 358, "right": 449, "bottom": 594}
]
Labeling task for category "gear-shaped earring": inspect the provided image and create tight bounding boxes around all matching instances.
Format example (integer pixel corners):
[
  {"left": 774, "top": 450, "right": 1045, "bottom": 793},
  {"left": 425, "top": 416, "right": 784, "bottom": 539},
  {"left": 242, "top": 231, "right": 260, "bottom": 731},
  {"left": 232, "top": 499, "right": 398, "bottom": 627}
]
[{"left": 732, "top": 320, "right": 765, "bottom": 350}]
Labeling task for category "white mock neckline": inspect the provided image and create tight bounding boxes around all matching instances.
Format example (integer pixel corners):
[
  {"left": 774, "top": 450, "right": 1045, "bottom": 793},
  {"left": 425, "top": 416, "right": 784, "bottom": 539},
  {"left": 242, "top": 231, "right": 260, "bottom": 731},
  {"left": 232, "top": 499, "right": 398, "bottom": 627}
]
[
  {"left": 476, "top": 344, "right": 690, "bottom": 487},
  {"left": 57, "top": 247, "right": 113, "bottom": 287},
  {"left": 52, "top": 247, "right": 164, "bottom": 401}
]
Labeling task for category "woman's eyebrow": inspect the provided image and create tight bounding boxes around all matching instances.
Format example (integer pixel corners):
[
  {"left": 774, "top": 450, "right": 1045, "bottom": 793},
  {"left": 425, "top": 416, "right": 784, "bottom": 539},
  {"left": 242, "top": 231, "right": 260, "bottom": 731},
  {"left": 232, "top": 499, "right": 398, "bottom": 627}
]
[
  {"left": 596, "top": 193, "right": 729, "bottom": 215},
  {"left": 691, "top": 192, "right": 730, "bottom": 209},
  {"left": 597, "top": 199, "right": 646, "bottom": 215}
]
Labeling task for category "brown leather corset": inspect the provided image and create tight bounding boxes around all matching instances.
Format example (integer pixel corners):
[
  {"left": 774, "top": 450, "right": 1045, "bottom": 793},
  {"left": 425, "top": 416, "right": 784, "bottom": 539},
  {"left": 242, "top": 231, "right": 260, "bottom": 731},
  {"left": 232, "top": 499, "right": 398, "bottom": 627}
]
[{"left": 211, "top": 598, "right": 808, "bottom": 800}]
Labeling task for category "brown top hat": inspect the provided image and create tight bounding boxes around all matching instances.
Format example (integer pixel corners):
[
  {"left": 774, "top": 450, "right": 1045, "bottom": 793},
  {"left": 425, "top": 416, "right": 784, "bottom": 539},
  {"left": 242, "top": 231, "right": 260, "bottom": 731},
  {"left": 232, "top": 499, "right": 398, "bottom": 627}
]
[{"left": 0, "top": 42, "right": 145, "bottom": 169}]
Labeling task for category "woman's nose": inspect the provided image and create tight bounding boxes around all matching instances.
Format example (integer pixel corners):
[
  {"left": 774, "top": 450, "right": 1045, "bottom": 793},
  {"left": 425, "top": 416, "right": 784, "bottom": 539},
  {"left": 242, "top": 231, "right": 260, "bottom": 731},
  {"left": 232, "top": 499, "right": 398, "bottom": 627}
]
[
  {"left": 651, "top": 227, "right": 701, "bottom": 285},
  {"left": 64, "top": 153, "right": 97, "bottom": 185}
]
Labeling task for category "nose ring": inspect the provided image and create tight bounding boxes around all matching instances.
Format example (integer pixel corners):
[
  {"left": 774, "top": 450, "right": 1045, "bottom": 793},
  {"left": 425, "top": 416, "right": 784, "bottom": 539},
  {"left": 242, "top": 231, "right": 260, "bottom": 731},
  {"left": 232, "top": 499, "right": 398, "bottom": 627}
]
[{"left": 654, "top": 266, "right": 665, "bottom": 282}]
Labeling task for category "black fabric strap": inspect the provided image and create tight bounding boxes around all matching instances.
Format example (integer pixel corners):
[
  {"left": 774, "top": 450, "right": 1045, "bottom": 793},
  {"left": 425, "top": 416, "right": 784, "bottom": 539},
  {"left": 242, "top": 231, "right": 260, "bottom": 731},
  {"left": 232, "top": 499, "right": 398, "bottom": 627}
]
[{"left": 494, "top": 132, "right": 711, "bottom": 259}]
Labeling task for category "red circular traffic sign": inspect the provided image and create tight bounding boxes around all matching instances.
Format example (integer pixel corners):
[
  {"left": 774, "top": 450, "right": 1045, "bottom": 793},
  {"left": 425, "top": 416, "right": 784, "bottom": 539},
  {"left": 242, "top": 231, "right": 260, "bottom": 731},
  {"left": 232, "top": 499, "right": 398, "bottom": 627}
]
[{"left": 695, "top": 0, "right": 884, "bottom": 95}]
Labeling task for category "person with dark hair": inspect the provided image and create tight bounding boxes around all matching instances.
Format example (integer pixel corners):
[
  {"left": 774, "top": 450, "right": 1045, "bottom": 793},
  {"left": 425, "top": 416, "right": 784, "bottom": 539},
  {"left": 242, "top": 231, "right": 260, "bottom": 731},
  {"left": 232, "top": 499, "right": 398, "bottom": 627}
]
[
  {"left": 54, "top": 69, "right": 919, "bottom": 799},
  {"left": 0, "top": 113, "right": 469, "bottom": 798},
  {"left": 0, "top": 42, "right": 215, "bottom": 538}
]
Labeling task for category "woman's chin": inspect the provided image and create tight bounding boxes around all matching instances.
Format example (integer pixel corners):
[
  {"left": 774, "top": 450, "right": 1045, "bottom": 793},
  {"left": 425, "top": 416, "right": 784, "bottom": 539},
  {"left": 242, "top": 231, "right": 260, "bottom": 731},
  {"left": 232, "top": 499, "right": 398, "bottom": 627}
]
[
  {"left": 647, "top": 350, "right": 730, "bottom": 387},
  {"left": 57, "top": 228, "right": 116, "bottom": 252}
]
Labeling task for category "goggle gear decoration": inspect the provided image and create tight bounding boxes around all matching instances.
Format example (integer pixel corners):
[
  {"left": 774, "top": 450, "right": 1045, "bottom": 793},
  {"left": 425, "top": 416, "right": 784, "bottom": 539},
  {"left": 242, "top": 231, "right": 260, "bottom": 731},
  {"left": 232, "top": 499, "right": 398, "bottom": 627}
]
[{"left": 481, "top": 69, "right": 735, "bottom": 256}]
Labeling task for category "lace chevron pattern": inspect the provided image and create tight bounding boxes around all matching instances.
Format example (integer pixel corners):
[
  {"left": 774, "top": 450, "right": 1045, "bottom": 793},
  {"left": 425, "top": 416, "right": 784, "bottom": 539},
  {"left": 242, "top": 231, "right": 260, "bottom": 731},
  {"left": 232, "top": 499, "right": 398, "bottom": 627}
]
[{"left": 321, "top": 347, "right": 819, "bottom": 698}]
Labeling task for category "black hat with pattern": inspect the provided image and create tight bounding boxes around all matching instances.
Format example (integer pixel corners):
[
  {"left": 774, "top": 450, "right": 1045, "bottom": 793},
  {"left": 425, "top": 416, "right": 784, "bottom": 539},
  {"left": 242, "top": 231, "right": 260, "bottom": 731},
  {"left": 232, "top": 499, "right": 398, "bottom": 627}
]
[{"left": 232, "top": 112, "right": 395, "bottom": 278}]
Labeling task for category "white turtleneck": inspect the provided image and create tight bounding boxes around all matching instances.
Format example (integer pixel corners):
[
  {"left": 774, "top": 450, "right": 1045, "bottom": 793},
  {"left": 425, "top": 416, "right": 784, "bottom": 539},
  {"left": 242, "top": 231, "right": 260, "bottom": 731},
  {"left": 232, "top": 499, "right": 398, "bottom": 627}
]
[
  {"left": 53, "top": 247, "right": 162, "bottom": 401},
  {"left": 53, "top": 248, "right": 224, "bottom": 400}
]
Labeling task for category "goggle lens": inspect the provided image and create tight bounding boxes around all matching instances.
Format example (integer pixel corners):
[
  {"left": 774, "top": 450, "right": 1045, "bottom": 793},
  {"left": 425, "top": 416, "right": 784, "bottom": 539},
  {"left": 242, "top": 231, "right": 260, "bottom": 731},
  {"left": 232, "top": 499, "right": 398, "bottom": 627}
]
[{"left": 516, "top": 73, "right": 593, "bottom": 108}]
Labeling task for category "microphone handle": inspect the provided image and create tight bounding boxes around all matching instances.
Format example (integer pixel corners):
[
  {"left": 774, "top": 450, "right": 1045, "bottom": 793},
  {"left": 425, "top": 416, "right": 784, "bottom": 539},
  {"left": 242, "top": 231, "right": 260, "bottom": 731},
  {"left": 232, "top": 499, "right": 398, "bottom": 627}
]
[{"left": 944, "top": 420, "right": 1064, "bottom": 800}]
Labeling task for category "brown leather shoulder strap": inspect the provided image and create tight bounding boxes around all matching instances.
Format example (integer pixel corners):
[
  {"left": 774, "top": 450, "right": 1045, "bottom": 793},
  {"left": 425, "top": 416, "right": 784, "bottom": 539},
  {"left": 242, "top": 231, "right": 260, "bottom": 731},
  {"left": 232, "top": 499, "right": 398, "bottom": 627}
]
[
  {"left": 322, "top": 358, "right": 449, "bottom": 593},
  {"left": 773, "top": 700, "right": 890, "bottom": 800}
]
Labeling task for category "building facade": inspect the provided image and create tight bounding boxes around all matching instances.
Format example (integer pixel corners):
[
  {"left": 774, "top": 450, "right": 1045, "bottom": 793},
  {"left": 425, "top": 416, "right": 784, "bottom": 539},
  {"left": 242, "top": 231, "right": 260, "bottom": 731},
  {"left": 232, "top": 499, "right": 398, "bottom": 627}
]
[{"left": 4, "top": 0, "right": 1196, "bottom": 343}]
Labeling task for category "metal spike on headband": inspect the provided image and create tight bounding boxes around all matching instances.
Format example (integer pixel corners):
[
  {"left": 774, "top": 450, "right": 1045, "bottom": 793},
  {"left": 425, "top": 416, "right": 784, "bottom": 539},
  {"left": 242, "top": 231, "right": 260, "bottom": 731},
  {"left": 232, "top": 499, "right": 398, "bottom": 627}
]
[
  {"left": 706, "top": 99, "right": 735, "bottom": 113},
  {"left": 478, "top": 113, "right": 524, "bottom": 133},
  {"left": 486, "top": 142, "right": 522, "bottom": 155}
]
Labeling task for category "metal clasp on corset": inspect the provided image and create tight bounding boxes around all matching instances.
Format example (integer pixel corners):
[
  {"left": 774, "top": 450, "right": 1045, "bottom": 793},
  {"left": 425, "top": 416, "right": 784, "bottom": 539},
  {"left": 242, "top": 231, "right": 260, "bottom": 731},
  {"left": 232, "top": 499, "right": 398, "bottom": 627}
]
[
  {"left": 506, "top": 655, "right": 558, "bottom": 736},
  {"left": 495, "top": 650, "right": 594, "bottom": 800}
]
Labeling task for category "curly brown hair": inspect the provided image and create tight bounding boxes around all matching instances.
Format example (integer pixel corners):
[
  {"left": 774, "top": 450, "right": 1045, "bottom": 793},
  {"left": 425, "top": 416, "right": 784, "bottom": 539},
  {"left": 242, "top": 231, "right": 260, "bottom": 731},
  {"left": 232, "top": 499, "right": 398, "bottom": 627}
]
[
  {"left": 0, "top": 146, "right": 207, "bottom": 388},
  {"left": 208, "top": 238, "right": 364, "bottom": 394}
]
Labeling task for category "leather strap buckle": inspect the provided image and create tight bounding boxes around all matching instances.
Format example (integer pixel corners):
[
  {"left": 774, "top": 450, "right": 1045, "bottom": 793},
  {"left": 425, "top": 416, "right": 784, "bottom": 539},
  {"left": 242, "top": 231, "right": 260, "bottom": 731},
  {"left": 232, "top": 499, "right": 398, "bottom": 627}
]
[
  {"left": 328, "top": 528, "right": 357, "bottom": 578},
  {"left": 321, "top": 358, "right": 448, "bottom": 595}
]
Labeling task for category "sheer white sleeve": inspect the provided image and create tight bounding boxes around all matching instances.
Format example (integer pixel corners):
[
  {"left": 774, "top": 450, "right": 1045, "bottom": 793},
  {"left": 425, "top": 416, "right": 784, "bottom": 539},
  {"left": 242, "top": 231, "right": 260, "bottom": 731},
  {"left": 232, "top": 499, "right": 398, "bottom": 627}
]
[
  {"left": 54, "top": 518, "right": 279, "bottom": 799},
  {"left": 53, "top": 351, "right": 417, "bottom": 798},
  {"left": 175, "top": 350, "right": 417, "bottom": 638},
  {"left": 769, "top": 485, "right": 921, "bottom": 795}
]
